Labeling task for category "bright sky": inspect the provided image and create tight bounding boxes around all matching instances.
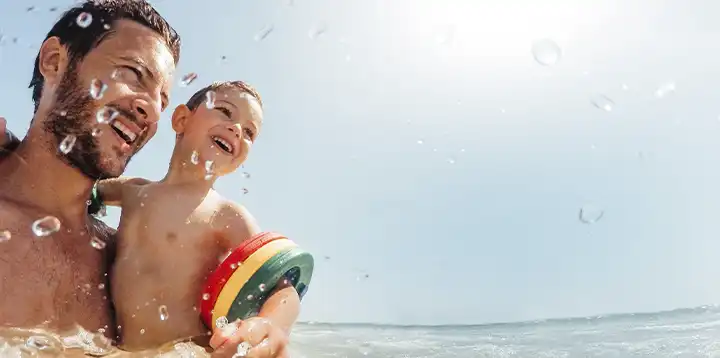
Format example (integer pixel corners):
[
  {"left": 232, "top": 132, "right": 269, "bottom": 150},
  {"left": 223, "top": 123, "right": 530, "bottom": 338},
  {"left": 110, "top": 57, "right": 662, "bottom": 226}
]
[{"left": 3, "top": 0, "right": 720, "bottom": 326}]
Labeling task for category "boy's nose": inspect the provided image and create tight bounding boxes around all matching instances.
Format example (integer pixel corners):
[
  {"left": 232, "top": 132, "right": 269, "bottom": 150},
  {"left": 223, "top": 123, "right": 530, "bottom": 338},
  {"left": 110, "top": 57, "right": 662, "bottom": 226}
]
[{"left": 228, "top": 123, "right": 242, "bottom": 137}]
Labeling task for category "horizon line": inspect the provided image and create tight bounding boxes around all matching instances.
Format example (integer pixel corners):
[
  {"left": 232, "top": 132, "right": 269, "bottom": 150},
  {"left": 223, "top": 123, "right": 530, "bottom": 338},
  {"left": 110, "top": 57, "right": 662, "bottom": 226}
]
[{"left": 296, "top": 303, "right": 720, "bottom": 328}]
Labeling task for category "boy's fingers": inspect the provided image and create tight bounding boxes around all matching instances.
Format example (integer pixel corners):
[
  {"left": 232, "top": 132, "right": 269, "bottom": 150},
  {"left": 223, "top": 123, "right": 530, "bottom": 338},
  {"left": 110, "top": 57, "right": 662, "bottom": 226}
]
[
  {"left": 209, "top": 320, "right": 244, "bottom": 349},
  {"left": 247, "top": 336, "right": 284, "bottom": 358}
]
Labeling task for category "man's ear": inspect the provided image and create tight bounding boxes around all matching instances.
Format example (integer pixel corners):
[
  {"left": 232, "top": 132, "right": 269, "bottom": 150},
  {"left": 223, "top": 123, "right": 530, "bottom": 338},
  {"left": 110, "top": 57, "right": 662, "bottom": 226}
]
[
  {"left": 38, "top": 36, "right": 69, "bottom": 89},
  {"left": 171, "top": 104, "right": 191, "bottom": 134}
]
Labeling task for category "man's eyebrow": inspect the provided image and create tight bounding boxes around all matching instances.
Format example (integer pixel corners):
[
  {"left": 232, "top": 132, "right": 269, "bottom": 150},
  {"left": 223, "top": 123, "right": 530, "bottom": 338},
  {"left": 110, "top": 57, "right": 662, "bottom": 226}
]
[{"left": 118, "top": 56, "right": 169, "bottom": 109}]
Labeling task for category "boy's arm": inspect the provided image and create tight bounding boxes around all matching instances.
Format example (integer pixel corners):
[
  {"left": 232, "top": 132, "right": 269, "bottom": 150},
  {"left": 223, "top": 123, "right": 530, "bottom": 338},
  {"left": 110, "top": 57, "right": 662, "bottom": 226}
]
[
  {"left": 217, "top": 202, "right": 301, "bottom": 333},
  {"left": 96, "top": 177, "right": 152, "bottom": 207}
]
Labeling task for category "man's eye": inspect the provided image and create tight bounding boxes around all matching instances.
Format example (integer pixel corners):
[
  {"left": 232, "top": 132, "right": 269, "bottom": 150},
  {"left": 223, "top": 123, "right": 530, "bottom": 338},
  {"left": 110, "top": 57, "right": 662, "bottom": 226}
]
[{"left": 114, "top": 66, "right": 142, "bottom": 82}]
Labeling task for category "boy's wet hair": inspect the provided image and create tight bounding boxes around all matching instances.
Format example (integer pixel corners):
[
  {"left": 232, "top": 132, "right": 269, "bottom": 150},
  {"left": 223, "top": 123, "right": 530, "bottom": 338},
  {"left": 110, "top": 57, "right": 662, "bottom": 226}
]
[
  {"left": 30, "top": 0, "right": 181, "bottom": 112},
  {"left": 186, "top": 81, "right": 263, "bottom": 111}
]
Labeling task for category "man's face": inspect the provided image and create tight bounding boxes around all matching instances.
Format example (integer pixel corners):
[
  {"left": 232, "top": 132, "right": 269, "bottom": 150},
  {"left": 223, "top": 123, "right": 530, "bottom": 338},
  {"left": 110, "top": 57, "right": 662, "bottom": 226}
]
[{"left": 47, "top": 20, "right": 175, "bottom": 180}]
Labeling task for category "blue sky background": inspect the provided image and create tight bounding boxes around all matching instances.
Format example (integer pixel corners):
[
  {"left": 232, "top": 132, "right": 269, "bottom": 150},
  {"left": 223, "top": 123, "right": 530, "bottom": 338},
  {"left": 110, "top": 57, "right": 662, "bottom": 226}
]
[{"left": 3, "top": 0, "right": 720, "bottom": 326}]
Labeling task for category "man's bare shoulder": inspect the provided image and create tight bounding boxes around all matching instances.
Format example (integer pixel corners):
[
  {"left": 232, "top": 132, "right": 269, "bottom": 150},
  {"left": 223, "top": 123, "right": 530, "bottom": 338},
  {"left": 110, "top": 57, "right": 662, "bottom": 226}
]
[{"left": 0, "top": 198, "right": 43, "bottom": 255}]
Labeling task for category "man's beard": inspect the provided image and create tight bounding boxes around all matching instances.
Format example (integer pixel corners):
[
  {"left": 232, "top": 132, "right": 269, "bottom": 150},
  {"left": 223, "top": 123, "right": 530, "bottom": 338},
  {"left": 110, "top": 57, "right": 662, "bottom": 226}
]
[{"left": 43, "top": 66, "right": 130, "bottom": 180}]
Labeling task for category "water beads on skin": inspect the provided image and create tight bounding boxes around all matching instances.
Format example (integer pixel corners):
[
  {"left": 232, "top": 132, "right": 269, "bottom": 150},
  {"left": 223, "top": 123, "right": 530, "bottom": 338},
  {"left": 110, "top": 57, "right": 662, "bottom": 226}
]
[
  {"left": 89, "top": 79, "right": 107, "bottom": 100},
  {"left": 32, "top": 216, "right": 61, "bottom": 237},
  {"left": 59, "top": 135, "right": 76, "bottom": 154}
]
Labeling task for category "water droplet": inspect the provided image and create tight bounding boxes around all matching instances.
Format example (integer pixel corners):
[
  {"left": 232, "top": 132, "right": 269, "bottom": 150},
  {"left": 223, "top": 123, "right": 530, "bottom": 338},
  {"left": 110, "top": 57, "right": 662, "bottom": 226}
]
[
  {"left": 139, "top": 328, "right": 145, "bottom": 335},
  {"left": 254, "top": 25, "right": 274, "bottom": 41},
  {"left": 159, "top": 305, "right": 169, "bottom": 321},
  {"left": 216, "top": 316, "right": 229, "bottom": 329},
  {"left": 96, "top": 107, "right": 118, "bottom": 124},
  {"left": 308, "top": 23, "right": 327, "bottom": 40},
  {"left": 202, "top": 293, "right": 210, "bottom": 300},
  {"left": 230, "top": 263, "right": 237, "bottom": 270},
  {"left": 622, "top": 84, "right": 629, "bottom": 91},
  {"left": 235, "top": 342, "right": 252, "bottom": 357},
  {"left": 246, "top": 294, "right": 254, "bottom": 300},
  {"left": 26, "top": 6, "right": 35, "bottom": 12},
  {"left": 531, "top": 39, "right": 562, "bottom": 66},
  {"left": 0, "top": 230, "right": 11, "bottom": 243},
  {"left": 204, "top": 161, "right": 215, "bottom": 180},
  {"left": 579, "top": 205, "right": 604, "bottom": 224},
  {"left": 205, "top": 90, "right": 216, "bottom": 109},
  {"left": 32, "top": 216, "right": 61, "bottom": 237},
  {"left": 259, "top": 283, "right": 266, "bottom": 292},
  {"left": 90, "top": 237, "right": 106, "bottom": 250},
  {"left": 76, "top": 12, "right": 93, "bottom": 28},
  {"left": 89, "top": 79, "right": 107, "bottom": 99},
  {"left": 59, "top": 135, "right": 77, "bottom": 154},
  {"left": 447, "top": 158, "right": 456, "bottom": 164},
  {"left": 417, "top": 139, "right": 424, "bottom": 145},
  {"left": 103, "top": 24, "right": 111, "bottom": 30},
  {"left": 98, "top": 283, "right": 105, "bottom": 289},
  {"left": 654, "top": 82, "right": 676, "bottom": 98},
  {"left": 180, "top": 73, "right": 198, "bottom": 87},
  {"left": 590, "top": 95, "right": 614, "bottom": 112},
  {"left": 92, "top": 127, "right": 103, "bottom": 137},
  {"left": 189, "top": 150, "right": 199, "bottom": 165},
  {"left": 242, "top": 172, "right": 250, "bottom": 179},
  {"left": 49, "top": 7, "right": 58, "bottom": 12},
  {"left": 59, "top": 110, "right": 67, "bottom": 116},
  {"left": 26, "top": 336, "right": 52, "bottom": 351},
  {"left": 241, "top": 188, "right": 249, "bottom": 195}
]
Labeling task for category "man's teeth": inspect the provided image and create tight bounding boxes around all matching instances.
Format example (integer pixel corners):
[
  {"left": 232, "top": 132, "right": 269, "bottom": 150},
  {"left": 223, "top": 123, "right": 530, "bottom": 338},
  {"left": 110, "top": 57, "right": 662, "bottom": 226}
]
[
  {"left": 111, "top": 121, "right": 137, "bottom": 143},
  {"left": 212, "top": 136, "right": 234, "bottom": 154}
]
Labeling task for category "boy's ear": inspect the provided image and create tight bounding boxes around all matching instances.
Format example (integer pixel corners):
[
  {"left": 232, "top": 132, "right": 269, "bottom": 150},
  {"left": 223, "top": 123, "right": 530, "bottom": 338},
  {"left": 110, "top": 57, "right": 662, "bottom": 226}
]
[{"left": 171, "top": 104, "right": 191, "bottom": 134}]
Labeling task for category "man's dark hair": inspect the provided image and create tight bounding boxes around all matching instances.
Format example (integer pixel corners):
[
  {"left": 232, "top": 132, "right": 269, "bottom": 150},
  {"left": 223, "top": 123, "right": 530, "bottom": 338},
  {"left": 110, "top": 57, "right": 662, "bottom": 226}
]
[
  {"left": 30, "top": 0, "right": 181, "bottom": 112},
  {"left": 186, "top": 81, "right": 264, "bottom": 111}
]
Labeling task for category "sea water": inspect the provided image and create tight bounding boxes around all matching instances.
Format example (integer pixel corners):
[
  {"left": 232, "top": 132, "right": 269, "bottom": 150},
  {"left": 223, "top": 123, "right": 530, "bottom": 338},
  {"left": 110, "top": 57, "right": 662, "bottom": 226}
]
[{"left": 5, "top": 305, "right": 720, "bottom": 357}]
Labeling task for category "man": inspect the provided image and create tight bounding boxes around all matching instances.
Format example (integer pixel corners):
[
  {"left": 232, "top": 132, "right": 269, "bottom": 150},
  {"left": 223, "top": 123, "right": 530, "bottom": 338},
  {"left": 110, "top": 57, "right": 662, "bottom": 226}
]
[{"left": 0, "top": 1, "right": 289, "bottom": 356}]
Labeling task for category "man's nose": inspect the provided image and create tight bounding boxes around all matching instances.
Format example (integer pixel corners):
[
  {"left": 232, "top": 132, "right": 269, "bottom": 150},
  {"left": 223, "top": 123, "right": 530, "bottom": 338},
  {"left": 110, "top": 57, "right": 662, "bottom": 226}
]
[{"left": 131, "top": 97, "right": 161, "bottom": 124}]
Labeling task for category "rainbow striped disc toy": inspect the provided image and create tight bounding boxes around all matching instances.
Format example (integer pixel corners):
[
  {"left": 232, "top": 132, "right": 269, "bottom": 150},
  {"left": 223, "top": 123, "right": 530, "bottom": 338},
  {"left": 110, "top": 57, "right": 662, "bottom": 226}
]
[{"left": 199, "top": 232, "right": 314, "bottom": 330}]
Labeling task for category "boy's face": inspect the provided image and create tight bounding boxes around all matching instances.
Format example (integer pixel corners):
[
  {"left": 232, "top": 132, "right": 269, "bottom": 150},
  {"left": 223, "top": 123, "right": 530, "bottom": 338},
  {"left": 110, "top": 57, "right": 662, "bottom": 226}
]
[{"left": 180, "top": 87, "right": 263, "bottom": 175}]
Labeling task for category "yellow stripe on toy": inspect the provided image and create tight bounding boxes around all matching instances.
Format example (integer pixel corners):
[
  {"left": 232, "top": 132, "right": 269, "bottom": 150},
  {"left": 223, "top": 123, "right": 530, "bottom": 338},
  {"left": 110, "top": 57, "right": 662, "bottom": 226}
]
[{"left": 211, "top": 239, "right": 297, "bottom": 329}]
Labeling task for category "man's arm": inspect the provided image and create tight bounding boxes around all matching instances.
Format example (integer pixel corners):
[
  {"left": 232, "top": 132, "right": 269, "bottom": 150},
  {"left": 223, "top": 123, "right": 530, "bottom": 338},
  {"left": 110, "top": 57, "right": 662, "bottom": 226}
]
[{"left": 217, "top": 202, "right": 301, "bottom": 333}]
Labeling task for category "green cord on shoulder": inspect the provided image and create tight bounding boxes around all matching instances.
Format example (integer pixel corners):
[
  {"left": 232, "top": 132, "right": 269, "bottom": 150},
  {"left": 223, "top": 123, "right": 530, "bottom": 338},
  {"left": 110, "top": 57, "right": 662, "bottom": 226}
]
[{"left": 88, "top": 181, "right": 106, "bottom": 217}]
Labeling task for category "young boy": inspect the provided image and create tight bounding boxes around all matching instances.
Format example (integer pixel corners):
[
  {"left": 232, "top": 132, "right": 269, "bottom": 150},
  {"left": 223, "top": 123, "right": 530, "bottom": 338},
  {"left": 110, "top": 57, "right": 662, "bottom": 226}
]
[{"left": 92, "top": 81, "right": 300, "bottom": 353}]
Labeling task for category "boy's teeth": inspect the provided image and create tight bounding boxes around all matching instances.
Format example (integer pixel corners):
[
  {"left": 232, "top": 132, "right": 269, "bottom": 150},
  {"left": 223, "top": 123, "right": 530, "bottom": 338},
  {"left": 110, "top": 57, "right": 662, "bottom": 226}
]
[
  {"left": 212, "top": 136, "right": 234, "bottom": 154},
  {"left": 111, "top": 121, "right": 137, "bottom": 142}
]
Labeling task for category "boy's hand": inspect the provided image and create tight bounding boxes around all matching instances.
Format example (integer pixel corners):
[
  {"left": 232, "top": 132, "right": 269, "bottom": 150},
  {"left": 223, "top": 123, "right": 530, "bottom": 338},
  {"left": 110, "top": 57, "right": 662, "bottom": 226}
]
[
  {"left": 0, "top": 116, "right": 20, "bottom": 152},
  {"left": 210, "top": 317, "right": 289, "bottom": 358},
  {"left": 0, "top": 117, "right": 7, "bottom": 147}
]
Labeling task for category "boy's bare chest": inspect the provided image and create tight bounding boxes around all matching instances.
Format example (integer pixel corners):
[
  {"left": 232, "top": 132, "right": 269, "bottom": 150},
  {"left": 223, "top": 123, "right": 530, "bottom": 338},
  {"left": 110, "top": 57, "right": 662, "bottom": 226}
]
[{"left": 116, "top": 186, "right": 221, "bottom": 262}]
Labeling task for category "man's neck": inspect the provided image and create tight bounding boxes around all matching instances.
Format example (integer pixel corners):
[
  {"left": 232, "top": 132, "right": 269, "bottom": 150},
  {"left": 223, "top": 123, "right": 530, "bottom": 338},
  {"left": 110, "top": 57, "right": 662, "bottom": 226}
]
[{"left": 0, "top": 130, "right": 94, "bottom": 222}]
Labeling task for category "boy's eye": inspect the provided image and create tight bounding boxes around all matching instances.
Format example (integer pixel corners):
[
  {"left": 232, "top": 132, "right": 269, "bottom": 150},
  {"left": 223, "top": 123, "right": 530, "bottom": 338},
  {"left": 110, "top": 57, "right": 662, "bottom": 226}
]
[
  {"left": 243, "top": 128, "right": 255, "bottom": 140},
  {"left": 216, "top": 107, "right": 232, "bottom": 118}
]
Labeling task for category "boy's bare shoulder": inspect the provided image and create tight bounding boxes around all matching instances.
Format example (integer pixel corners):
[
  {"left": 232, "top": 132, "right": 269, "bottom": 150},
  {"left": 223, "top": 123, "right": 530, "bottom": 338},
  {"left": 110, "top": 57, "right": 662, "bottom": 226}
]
[{"left": 210, "top": 195, "right": 260, "bottom": 249}]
